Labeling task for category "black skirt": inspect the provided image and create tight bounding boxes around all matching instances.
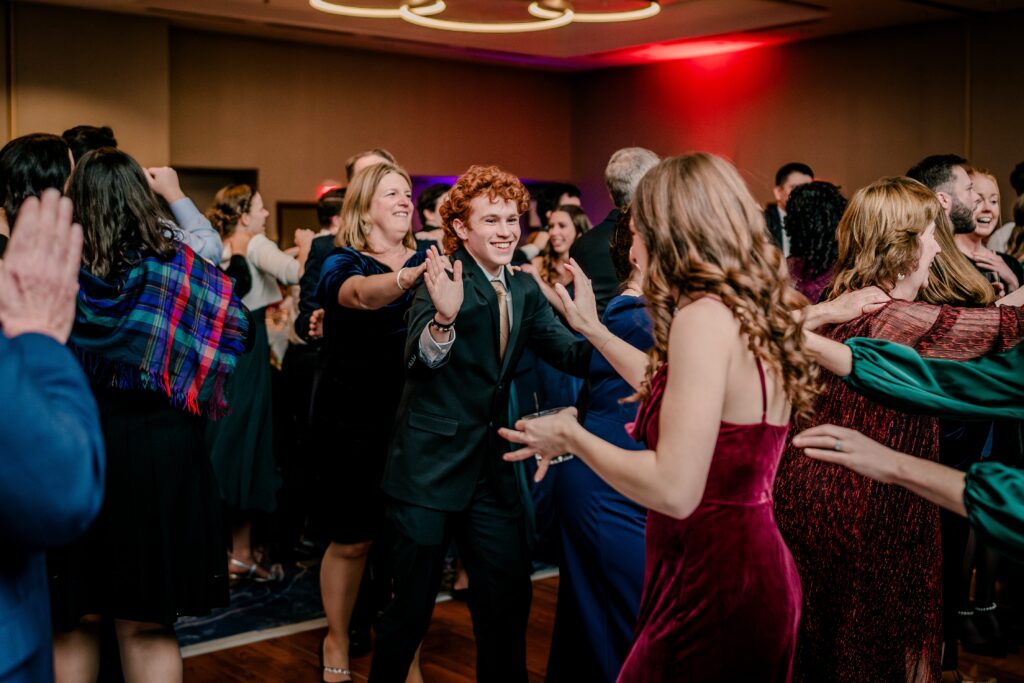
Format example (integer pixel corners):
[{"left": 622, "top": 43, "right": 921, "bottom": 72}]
[
  {"left": 205, "top": 309, "right": 280, "bottom": 513},
  {"left": 49, "top": 389, "right": 228, "bottom": 628},
  {"left": 307, "top": 373, "right": 392, "bottom": 545}
]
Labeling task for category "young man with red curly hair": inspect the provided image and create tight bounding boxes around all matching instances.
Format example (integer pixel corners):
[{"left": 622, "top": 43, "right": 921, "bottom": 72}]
[{"left": 371, "top": 165, "right": 593, "bottom": 683}]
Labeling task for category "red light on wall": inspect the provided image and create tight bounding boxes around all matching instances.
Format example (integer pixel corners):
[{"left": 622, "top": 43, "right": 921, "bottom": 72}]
[
  {"left": 616, "top": 35, "right": 783, "bottom": 65},
  {"left": 316, "top": 180, "right": 342, "bottom": 199}
]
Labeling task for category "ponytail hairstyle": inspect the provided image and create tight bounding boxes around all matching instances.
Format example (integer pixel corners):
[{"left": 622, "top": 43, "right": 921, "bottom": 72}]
[
  {"left": 632, "top": 153, "right": 818, "bottom": 424},
  {"left": 206, "top": 184, "right": 255, "bottom": 239}
]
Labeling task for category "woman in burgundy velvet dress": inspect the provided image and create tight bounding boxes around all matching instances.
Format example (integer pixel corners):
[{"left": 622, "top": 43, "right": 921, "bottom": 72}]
[
  {"left": 773, "top": 177, "right": 1024, "bottom": 682},
  {"left": 501, "top": 153, "right": 819, "bottom": 681}
]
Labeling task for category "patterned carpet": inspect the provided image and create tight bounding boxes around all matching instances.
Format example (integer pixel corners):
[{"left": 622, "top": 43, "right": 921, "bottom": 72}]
[{"left": 176, "top": 563, "right": 324, "bottom": 648}]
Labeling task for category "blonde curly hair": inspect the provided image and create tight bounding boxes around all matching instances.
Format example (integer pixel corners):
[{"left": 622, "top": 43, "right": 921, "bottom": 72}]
[{"left": 632, "top": 153, "right": 818, "bottom": 424}]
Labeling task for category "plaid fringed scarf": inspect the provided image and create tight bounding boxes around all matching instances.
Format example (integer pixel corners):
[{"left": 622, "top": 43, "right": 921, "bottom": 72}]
[{"left": 70, "top": 245, "right": 249, "bottom": 418}]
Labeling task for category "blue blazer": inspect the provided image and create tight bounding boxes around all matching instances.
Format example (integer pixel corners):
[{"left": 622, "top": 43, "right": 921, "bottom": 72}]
[{"left": 0, "top": 333, "right": 104, "bottom": 683}]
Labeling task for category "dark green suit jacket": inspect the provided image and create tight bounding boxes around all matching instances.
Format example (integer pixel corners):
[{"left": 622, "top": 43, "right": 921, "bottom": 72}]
[{"left": 383, "top": 248, "right": 592, "bottom": 511}]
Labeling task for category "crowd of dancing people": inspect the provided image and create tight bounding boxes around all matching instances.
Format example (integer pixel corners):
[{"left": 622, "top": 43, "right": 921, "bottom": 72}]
[{"left": 6, "top": 122, "right": 1024, "bottom": 683}]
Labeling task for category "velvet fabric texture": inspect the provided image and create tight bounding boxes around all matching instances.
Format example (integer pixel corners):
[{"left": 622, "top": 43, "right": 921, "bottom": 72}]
[{"left": 619, "top": 362, "right": 800, "bottom": 682}]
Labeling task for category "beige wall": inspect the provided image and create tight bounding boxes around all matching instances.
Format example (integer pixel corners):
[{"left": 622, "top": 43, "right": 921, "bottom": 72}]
[
  {"left": 2, "top": 3, "right": 1022, "bottom": 228},
  {"left": 9, "top": 3, "right": 169, "bottom": 166},
  {"left": 168, "top": 29, "right": 573, "bottom": 236},
  {"left": 969, "top": 15, "right": 1024, "bottom": 208}
]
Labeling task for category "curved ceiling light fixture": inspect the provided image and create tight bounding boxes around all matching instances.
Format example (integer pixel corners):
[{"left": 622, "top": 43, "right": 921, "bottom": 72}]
[
  {"left": 308, "top": 0, "right": 445, "bottom": 19},
  {"left": 310, "top": 1, "right": 659, "bottom": 32},
  {"left": 528, "top": 1, "right": 660, "bottom": 23},
  {"left": 398, "top": 3, "right": 573, "bottom": 33}
]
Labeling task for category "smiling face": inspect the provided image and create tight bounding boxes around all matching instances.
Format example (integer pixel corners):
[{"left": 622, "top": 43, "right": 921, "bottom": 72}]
[
  {"left": 454, "top": 194, "right": 522, "bottom": 276},
  {"left": 367, "top": 171, "right": 413, "bottom": 242},
  {"left": 971, "top": 173, "right": 1000, "bottom": 239},
  {"left": 546, "top": 210, "right": 578, "bottom": 257}
]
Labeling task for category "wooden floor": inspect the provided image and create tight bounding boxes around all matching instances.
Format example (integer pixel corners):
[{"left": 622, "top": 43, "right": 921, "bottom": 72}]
[
  {"left": 184, "top": 578, "right": 557, "bottom": 683},
  {"left": 184, "top": 576, "right": 1024, "bottom": 682}
]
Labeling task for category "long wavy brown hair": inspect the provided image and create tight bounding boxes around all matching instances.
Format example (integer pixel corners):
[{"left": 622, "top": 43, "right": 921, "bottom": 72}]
[
  {"left": 632, "top": 153, "right": 818, "bottom": 424},
  {"left": 69, "top": 148, "right": 176, "bottom": 280}
]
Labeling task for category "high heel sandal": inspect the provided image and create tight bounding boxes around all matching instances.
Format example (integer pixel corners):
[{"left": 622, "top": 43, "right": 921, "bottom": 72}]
[
  {"left": 228, "top": 558, "right": 284, "bottom": 583},
  {"left": 319, "top": 638, "right": 353, "bottom": 682}
]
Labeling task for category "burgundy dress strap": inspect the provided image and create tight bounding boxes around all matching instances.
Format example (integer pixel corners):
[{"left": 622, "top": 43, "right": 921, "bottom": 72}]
[{"left": 755, "top": 356, "right": 767, "bottom": 424}]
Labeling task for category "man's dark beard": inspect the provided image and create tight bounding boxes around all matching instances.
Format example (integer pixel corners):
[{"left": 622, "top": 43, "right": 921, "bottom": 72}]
[{"left": 950, "top": 199, "right": 976, "bottom": 234}]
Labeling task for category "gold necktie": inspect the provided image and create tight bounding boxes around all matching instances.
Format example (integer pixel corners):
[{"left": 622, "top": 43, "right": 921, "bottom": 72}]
[{"left": 491, "top": 280, "right": 509, "bottom": 360}]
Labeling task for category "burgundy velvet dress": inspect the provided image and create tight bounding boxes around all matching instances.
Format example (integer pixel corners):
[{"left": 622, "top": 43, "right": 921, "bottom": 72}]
[
  {"left": 773, "top": 301, "right": 1024, "bottom": 683},
  {"left": 619, "top": 359, "right": 801, "bottom": 682}
]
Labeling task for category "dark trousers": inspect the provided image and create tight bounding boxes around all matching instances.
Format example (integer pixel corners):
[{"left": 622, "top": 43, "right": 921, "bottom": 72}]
[{"left": 369, "top": 477, "right": 532, "bottom": 683}]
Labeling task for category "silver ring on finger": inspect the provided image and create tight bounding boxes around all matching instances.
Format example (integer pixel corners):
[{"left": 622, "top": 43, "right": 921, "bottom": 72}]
[{"left": 833, "top": 439, "right": 843, "bottom": 452}]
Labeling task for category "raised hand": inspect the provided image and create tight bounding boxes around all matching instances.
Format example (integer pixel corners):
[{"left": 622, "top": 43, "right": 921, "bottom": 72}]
[
  {"left": 555, "top": 258, "right": 601, "bottom": 337},
  {"left": 0, "top": 190, "right": 83, "bottom": 342},
  {"left": 499, "top": 407, "right": 578, "bottom": 483},
  {"left": 293, "top": 228, "right": 315, "bottom": 251},
  {"left": 423, "top": 245, "right": 463, "bottom": 323},
  {"left": 144, "top": 166, "right": 186, "bottom": 203}
]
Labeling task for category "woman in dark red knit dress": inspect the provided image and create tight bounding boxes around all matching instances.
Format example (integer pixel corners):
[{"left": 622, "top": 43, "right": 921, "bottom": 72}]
[{"left": 774, "top": 176, "right": 1024, "bottom": 682}]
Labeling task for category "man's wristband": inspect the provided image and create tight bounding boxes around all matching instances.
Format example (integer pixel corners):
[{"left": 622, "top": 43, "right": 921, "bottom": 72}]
[{"left": 429, "top": 316, "right": 455, "bottom": 332}]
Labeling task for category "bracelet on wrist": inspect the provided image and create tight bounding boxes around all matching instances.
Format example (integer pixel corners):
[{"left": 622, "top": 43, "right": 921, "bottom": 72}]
[
  {"left": 396, "top": 267, "right": 409, "bottom": 291},
  {"left": 430, "top": 316, "right": 455, "bottom": 332}
]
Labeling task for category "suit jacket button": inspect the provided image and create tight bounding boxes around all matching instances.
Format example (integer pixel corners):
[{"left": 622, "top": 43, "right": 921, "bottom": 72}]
[{"left": 488, "top": 421, "right": 494, "bottom": 428}]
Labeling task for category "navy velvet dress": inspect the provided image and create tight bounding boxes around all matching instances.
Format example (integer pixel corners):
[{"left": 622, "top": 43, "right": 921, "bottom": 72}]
[
  {"left": 546, "top": 295, "right": 653, "bottom": 683},
  {"left": 307, "top": 245, "right": 427, "bottom": 544}
]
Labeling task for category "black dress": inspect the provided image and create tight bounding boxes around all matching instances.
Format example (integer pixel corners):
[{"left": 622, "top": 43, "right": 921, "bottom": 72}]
[
  {"left": 49, "top": 389, "right": 227, "bottom": 628},
  {"left": 308, "top": 245, "right": 427, "bottom": 544}
]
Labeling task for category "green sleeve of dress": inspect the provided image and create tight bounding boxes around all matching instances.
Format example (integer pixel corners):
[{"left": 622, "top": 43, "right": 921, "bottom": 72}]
[
  {"left": 965, "top": 462, "right": 1024, "bottom": 564},
  {"left": 842, "top": 337, "right": 1024, "bottom": 421}
]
